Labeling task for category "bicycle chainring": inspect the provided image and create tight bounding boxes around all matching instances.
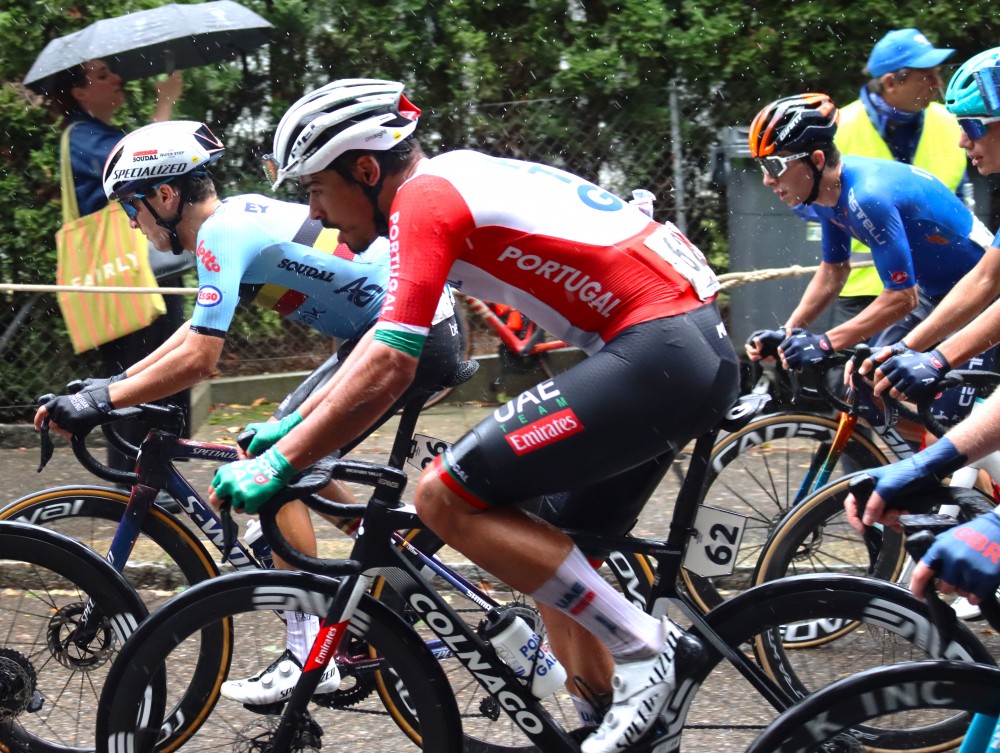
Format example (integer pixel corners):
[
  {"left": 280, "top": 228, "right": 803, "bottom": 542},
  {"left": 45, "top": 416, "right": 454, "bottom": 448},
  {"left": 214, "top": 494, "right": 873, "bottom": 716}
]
[
  {"left": 0, "top": 648, "right": 37, "bottom": 720},
  {"left": 46, "top": 601, "right": 116, "bottom": 669},
  {"left": 311, "top": 636, "right": 377, "bottom": 708}
]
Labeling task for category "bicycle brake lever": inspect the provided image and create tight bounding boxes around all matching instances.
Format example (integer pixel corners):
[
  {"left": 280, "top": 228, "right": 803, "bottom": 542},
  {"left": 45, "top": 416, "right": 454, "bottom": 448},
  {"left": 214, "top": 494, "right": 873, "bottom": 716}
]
[
  {"left": 788, "top": 370, "right": 801, "bottom": 405},
  {"left": 36, "top": 393, "right": 56, "bottom": 473},
  {"left": 38, "top": 418, "right": 53, "bottom": 473},
  {"left": 236, "top": 429, "right": 256, "bottom": 453},
  {"left": 219, "top": 499, "right": 238, "bottom": 564}
]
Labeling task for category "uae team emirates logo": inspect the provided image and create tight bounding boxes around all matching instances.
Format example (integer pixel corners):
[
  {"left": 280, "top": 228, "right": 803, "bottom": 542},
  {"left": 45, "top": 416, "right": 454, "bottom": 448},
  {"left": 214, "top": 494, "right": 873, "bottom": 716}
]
[{"left": 504, "top": 408, "right": 585, "bottom": 455}]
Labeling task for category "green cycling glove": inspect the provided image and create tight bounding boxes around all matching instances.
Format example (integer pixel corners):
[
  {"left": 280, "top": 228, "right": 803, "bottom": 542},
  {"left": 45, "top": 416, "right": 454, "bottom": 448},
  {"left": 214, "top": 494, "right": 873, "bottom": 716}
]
[
  {"left": 245, "top": 410, "right": 304, "bottom": 456},
  {"left": 212, "top": 446, "right": 297, "bottom": 514}
]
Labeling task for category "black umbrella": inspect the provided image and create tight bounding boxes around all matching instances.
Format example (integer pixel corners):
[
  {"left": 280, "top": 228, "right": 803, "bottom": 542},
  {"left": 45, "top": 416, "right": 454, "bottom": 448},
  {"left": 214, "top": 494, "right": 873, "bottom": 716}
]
[{"left": 24, "top": 0, "right": 273, "bottom": 95}]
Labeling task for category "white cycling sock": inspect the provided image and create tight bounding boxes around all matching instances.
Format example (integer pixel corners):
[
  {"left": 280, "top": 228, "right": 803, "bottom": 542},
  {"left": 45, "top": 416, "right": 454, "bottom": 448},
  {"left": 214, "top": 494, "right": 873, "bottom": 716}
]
[
  {"left": 532, "top": 546, "right": 673, "bottom": 659},
  {"left": 285, "top": 611, "right": 319, "bottom": 666}
]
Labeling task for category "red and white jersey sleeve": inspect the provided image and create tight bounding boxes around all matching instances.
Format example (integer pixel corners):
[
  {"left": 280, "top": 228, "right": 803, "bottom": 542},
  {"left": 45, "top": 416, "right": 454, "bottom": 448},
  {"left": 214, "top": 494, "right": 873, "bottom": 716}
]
[{"left": 378, "top": 150, "right": 716, "bottom": 355}]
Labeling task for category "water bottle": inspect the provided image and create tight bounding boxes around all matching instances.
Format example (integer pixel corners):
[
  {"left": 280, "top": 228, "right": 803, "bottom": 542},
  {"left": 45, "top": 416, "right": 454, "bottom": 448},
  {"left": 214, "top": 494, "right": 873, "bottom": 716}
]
[
  {"left": 244, "top": 519, "right": 273, "bottom": 569},
  {"left": 480, "top": 609, "right": 567, "bottom": 699}
]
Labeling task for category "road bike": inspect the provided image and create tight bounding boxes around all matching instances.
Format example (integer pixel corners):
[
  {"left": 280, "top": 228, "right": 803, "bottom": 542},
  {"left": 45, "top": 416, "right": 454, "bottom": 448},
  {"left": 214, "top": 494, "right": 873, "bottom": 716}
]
[
  {"left": 0, "top": 366, "right": 651, "bottom": 753},
  {"left": 95, "top": 393, "right": 996, "bottom": 753},
  {"left": 746, "top": 478, "right": 1000, "bottom": 753},
  {"left": 0, "top": 520, "right": 149, "bottom": 753}
]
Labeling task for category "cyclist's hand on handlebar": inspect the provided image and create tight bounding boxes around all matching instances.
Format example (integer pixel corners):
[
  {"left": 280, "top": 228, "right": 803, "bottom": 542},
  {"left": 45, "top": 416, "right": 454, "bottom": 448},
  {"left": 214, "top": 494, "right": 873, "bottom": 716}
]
[
  {"left": 843, "top": 438, "right": 968, "bottom": 532},
  {"left": 875, "top": 349, "right": 950, "bottom": 402},
  {"left": 240, "top": 410, "right": 303, "bottom": 458},
  {"left": 909, "top": 511, "right": 1000, "bottom": 603},
  {"left": 209, "top": 447, "right": 297, "bottom": 514},
  {"left": 40, "top": 387, "right": 114, "bottom": 436},
  {"left": 858, "top": 341, "right": 907, "bottom": 379},
  {"left": 778, "top": 330, "right": 833, "bottom": 371},
  {"left": 745, "top": 328, "right": 789, "bottom": 361}
]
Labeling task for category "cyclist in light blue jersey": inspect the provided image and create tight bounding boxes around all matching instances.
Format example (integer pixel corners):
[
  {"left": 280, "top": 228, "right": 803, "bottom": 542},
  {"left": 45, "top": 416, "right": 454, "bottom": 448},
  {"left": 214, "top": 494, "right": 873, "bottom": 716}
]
[
  {"left": 35, "top": 120, "right": 462, "bottom": 704},
  {"left": 745, "top": 93, "right": 994, "bottom": 425}
]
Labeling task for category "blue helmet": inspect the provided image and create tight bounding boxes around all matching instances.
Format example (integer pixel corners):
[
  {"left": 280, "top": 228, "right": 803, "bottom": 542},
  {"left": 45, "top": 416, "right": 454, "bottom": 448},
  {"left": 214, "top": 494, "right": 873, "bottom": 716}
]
[{"left": 946, "top": 47, "right": 1000, "bottom": 117}]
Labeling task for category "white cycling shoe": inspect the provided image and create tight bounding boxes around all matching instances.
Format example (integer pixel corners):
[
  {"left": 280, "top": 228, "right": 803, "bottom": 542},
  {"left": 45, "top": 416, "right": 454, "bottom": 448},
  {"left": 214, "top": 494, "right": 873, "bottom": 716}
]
[
  {"left": 581, "top": 620, "right": 706, "bottom": 753},
  {"left": 221, "top": 649, "right": 341, "bottom": 705}
]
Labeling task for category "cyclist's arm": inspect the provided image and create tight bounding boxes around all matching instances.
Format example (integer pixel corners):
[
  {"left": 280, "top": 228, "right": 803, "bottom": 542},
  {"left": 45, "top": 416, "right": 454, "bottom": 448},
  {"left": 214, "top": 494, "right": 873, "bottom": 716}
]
[
  {"left": 892, "top": 246, "right": 1000, "bottom": 353},
  {"left": 825, "top": 286, "right": 918, "bottom": 350},
  {"left": 782, "top": 261, "right": 851, "bottom": 331},
  {"left": 273, "top": 336, "right": 418, "bottom": 468},
  {"left": 107, "top": 330, "right": 224, "bottom": 407},
  {"left": 295, "top": 328, "right": 376, "bottom": 419},
  {"left": 121, "top": 320, "right": 194, "bottom": 377}
]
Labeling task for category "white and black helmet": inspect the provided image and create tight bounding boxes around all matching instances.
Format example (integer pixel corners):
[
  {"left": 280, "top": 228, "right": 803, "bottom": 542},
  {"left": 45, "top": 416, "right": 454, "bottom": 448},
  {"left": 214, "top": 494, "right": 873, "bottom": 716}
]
[
  {"left": 103, "top": 120, "right": 224, "bottom": 201},
  {"left": 268, "top": 78, "right": 420, "bottom": 189}
]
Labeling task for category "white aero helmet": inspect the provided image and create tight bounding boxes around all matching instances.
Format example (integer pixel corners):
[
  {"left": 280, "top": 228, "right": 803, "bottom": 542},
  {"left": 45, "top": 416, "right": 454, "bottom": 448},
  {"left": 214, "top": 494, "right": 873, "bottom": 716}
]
[
  {"left": 269, "top": 78, "right": 420, "bottom": 189},
  {"left": 103, "top": 120, "right": 225, "bottom": 202}
]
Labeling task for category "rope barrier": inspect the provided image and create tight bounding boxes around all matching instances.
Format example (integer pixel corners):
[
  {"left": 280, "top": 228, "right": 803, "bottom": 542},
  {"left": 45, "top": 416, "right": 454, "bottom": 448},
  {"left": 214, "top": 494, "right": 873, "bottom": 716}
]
[{"left": 0, "top": 261, "right": 874, "bottom": 296}]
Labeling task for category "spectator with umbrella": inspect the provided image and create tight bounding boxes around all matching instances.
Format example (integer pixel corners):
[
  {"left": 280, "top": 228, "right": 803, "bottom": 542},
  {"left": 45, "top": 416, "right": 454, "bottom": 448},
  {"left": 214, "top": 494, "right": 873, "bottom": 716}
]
[{"left": 48, "top": 60, "right": 193, "bottom": 491}]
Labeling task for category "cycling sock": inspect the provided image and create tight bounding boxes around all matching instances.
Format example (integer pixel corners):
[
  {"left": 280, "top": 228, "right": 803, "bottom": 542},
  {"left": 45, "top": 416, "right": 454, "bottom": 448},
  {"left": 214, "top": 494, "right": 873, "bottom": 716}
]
[
  {"left": 532, "top": 546, "right": 672, "bottom": 658},
  {"left": 285, "top": 611, "right": 319, "bottom": 666}
]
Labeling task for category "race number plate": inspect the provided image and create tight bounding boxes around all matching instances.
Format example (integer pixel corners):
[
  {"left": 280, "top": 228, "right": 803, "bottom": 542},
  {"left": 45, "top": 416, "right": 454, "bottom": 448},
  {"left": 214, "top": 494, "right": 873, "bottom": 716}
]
[
  {"left": 682, "top": 505, "right": 748, "bottom": 578},
  {"left": 406, "top": 434, "right": 452, "bottom": 471},
  {"left": 644, "top": 223, "right": 721, "bottom": 301}
]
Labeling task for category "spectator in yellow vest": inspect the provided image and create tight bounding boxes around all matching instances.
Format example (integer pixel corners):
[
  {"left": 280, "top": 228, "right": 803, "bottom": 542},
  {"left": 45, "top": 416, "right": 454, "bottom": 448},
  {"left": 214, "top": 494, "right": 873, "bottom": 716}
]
[{"left": 834, "top": 28, "right": 968, "bottom": 323}]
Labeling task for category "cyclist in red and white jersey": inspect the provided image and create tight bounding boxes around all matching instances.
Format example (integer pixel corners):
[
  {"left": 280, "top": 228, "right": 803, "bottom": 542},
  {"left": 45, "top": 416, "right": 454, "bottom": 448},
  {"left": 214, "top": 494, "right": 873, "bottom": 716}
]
[{"left": 211, "top": 79, "right": 739, "bottom": 753}]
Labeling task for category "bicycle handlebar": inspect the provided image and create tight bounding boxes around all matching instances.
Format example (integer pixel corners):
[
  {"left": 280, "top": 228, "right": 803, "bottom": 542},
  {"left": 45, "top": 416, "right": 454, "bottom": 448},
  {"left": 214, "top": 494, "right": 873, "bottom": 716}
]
[
  {"left": 848, "top": 473, "right": 1000, "bottom": 634},
  {"left": 37, "top": 392, "right": 185, "bottom": 486}
]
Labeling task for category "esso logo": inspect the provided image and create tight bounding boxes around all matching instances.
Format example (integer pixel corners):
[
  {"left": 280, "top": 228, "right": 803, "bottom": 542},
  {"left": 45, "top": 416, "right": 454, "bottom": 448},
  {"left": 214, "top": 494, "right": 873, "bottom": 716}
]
[{"left": 197, "top": 285, "right": 222, "bottom": 307}]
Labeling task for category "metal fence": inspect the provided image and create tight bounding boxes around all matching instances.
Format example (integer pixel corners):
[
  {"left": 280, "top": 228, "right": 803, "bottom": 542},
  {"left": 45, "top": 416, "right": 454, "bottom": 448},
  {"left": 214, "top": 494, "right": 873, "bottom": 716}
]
[{"left": 0, "top": 92, "right": 722, "bottom": 420}]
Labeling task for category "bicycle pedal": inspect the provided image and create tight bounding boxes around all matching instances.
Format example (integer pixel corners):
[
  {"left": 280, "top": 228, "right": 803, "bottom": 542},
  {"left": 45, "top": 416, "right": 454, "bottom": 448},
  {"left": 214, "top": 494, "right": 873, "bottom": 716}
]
[{"left": 243, "top": 700, "right": 285, "bottom": 715}]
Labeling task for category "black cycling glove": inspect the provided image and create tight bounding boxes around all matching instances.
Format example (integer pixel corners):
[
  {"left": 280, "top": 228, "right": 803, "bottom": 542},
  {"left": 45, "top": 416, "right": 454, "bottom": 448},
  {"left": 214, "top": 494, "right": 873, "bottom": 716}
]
[
  {"left": 44, "top": 386, "right": 114, "bottom": 434},
  {"left": 746, "top": 328, "right": 788, "bottom": 359}
]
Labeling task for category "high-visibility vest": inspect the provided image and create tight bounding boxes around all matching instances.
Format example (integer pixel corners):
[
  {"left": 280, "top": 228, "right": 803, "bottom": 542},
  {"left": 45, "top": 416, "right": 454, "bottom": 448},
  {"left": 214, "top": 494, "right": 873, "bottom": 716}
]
[{"left": 834, "top": 100, "right": 967, "bottom": 297}]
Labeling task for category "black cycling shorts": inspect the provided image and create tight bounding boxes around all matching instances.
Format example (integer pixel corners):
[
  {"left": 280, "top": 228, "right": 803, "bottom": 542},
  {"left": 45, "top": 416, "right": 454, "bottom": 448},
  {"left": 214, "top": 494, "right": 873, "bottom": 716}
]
[
  {"left": 274, "top": 314, "right": 464, "bottom": 454},
  {"left": 431, "top": 303, "right": 739, "bottom": 551}
]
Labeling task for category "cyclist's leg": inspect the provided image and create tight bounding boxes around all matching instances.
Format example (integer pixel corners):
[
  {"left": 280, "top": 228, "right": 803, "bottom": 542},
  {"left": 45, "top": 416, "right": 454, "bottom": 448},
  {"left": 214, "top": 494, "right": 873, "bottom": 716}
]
[{"left": 415, "top": 305, "right": 739, "bottom": 745}]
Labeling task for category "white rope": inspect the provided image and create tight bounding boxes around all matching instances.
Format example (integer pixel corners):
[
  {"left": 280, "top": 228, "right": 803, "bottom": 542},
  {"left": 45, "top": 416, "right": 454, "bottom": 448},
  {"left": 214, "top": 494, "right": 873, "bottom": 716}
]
[{"left": 0, "top": 283, "right": 195, "bottom": 295}]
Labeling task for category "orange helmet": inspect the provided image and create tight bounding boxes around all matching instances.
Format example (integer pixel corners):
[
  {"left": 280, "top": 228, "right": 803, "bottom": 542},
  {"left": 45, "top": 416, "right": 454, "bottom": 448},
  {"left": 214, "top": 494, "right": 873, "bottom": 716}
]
[{"left": 749, "top": 94, "right": 839, "bottom": 157}]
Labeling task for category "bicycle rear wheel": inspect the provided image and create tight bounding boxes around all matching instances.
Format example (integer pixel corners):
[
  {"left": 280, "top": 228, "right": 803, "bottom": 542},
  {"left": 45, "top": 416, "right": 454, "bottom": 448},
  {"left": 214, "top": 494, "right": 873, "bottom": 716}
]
[
  {"left": 0, "top": 487, "right": 231, "bottom": 752},
  {"left": 369, "top": 530, "right": 654, "bottom": 753},
  {"left": 96, "top": 571, "right": 463, "bottom": 753},
  {"left": 0, "top": 521, "right": 151, "bottom": 753},
  {"left": 681, "top": 412, "right": 889, "bottom": 611}
]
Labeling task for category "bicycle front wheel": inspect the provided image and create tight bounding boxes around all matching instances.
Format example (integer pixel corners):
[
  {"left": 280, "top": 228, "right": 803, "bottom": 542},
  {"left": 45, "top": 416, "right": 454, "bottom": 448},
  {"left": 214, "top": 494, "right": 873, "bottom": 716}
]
[
  {"left": 0, "top": 521, "right": 150, "bottom": 753},
  {"left": 96, "top": 570, "right": 463, "bottom": 753},
  {"left": 747, "top": 661, "right": 1000, "bottom": 753},
  {"left": 682, "top": 412, "right": 889, "bottom": 611},
  {"left": 705, "top": 574, "right": 996, "bottom": 753},
  {"left": 0, "top": 487, "right": 230, "bottom": 752}
]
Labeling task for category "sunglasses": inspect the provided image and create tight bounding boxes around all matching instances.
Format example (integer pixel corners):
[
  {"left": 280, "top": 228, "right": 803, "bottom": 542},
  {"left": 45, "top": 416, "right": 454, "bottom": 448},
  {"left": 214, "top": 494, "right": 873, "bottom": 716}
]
[
  {"left": 120, "top": 194, "right": 146, "bottom": 221},
  {"left": 958, "top": 116, "right": 1000, "bottom": 141},
  {"left": 758, "top": 152, "right": 810, "bottom": 179}
]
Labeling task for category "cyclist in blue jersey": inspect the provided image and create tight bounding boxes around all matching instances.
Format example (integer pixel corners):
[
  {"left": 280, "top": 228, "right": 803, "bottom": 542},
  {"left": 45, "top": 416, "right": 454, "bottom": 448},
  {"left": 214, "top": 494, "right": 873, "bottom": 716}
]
[
  {"left": 744, "top": 94, "right": 993, "bottom": 424},
  {"left": 34, "top": 120, "right": 463, "bottom": 704},
  {"left": 843, "top": 50, "right": 1000, "bottom": 602},
  {"left": 859, "top": 49, "right": 1000, "bottom": 411}
]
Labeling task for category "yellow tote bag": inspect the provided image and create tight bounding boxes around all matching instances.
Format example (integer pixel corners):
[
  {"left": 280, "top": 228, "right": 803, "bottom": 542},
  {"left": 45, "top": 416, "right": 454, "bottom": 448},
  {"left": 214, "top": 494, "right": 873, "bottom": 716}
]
[{"left": 55, "top": 124, "right": 166, "bottom": 354}]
